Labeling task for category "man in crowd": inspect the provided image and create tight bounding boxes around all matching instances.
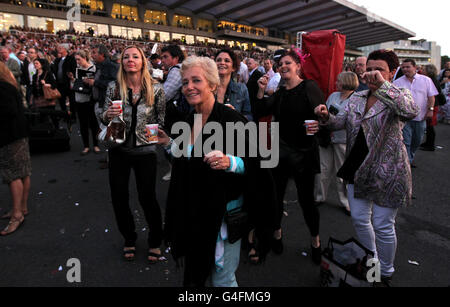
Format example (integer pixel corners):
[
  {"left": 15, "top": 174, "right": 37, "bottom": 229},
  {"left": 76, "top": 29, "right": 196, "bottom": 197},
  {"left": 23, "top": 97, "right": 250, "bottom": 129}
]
[
  {"left": 394, "top": 59, "right": 438, "bottom": 167},
  {"left": 263, "top": 58, "right": 275, "bottom": 81},
  {"left": 0, "top": 46, "right": 21, "bottom": 83},
  {"left": 22, "top": 47, "right": 38, "bottom": 106},
  {"left": 246, "top": 57, "right": 264, "bottom": 121},
  {"left": 53, "top": 44, "right": 77, "bottom": 117},
  {"left": 90, "top": 44, "right": 119, "bottom": 119},
  {"left": 160, "top": 45, "right": 185, "bottom": 181},
  {"left": 90, "top": 44, "right": 119, "bottom": 169},
  {"left": 354, "top": 56, "right": 369, "bottom": 92},
  {"left": 238, "top": 54, "right": 249, "bottom": 84}
]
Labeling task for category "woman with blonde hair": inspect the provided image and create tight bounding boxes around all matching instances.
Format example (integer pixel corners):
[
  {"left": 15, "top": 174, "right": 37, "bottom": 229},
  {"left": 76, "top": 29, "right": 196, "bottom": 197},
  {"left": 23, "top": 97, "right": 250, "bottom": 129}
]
[
  {"left": 101, "top": 45, "right": 166, "bottom": 262},
  {"left": 315, "top": 72, "right": 359, "bottom": 215},
  {"left": 0, "top": 62, "right": 32, "bottom": 235},
  {"left": 160, "top": 56, "right": 276, "bottom": 286}
]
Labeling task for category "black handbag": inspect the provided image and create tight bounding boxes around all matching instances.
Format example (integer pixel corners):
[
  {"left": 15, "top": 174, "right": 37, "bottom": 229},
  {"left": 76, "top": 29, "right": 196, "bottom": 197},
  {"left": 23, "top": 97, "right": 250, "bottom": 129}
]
[
  {"left": 225, "top": 208, "right": 248, "bottom": 244},
  {"left": 73, "top": 78, "right": 91, "bottom": 95}
]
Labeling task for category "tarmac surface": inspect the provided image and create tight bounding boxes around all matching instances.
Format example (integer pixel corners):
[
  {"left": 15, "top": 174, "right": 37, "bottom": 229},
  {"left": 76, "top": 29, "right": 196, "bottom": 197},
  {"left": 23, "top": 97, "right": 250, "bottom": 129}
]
[{"left": 0, "top": 122, "right": 449, "bottom": 287}]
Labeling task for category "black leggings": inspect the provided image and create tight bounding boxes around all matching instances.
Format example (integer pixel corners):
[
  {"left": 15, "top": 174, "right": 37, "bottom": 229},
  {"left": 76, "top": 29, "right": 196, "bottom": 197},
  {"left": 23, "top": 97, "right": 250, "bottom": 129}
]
[
  {"left": 76, "top": 101, "right": 99, "bottom": 148},
  {"left": 272, "top": 164, "right": 320, "bottom": 237},
  {"left": 108, "top": 150, "right": 163, "bottom": 248}
]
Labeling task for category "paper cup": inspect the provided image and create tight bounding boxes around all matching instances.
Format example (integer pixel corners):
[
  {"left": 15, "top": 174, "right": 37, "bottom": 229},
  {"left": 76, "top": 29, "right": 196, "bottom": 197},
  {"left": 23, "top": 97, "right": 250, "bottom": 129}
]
[
  {"left": 145, "top": 124, "right": 159, "bottom": 144},
  {"left": 305, "top": 120, "right": 318, "bottom": 136}
]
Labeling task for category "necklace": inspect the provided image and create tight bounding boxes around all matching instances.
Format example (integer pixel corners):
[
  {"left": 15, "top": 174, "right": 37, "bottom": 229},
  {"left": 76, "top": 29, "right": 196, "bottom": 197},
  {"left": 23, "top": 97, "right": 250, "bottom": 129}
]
[{"left": 132, "top": 92, "right": 141, "bottom": 101}]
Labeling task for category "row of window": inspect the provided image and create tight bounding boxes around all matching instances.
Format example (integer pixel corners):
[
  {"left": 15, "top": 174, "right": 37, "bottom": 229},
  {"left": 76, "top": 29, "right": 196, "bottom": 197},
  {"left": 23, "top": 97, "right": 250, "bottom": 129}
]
[
  {"left": 1, "top": 12, "right": 266, "bottom": 50},
  {"left": 8, "top": 0, "right": 274, "bottom": 35}
]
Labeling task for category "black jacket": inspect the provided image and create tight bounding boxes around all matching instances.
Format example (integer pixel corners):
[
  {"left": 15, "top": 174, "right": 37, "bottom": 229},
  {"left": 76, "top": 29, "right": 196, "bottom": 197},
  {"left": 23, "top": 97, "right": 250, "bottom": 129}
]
[
  {"left": 164, "top": 102, "right": 277, "bottom": 286},
  {"left": 53, "top": 54, "right": 77, "bottom": 87},
  {"left": 20, "top": 58, "right": 30, "bottom": 86},
  {"left": 0, "top": 81, "right": 28, "bottom": 147},
  {"left": 246, "top": 69, "right": 264, "bottom": 120},
  {"left": 93, "top": 58, "right": 118, "bottom": 107},
  {"left": 32, "top": 71, "right": 57, "bottom": 98}
]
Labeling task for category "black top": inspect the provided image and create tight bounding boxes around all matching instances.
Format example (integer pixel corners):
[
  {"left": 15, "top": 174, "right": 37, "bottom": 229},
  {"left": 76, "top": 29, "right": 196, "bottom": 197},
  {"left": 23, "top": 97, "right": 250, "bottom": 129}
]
[
  {"left": 257, "top": 80, "right": 324, "bottom": 150},
  {"left": 165, "top": 102, "right": 277, "bottom": 286},
  {"left": 0, "top": 81, "right": 29, "bottom": 147},
  {"left": 32, "top": 71, "right": 57, "bottom": 98},
  {"left": 337, "top": 127, "right": 369, "bottom": 184}
]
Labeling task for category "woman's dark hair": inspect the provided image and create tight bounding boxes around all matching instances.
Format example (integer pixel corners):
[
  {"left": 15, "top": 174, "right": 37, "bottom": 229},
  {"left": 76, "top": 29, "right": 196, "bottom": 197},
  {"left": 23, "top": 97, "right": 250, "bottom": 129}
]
[
  {"left": 282, "top": 50, "right": 302, "bottom": 64},
  {"left": 161, "top": 45, "right": 185, "bottom": 63},
  {"left": 35, "top": 58, "right": 50, "bottom": 73},
  {"left": 367, "top": 49, "right": 399, "bottom": 72},
  {"left": 215, "top": 49, "right": 239, "bottom": 72}
]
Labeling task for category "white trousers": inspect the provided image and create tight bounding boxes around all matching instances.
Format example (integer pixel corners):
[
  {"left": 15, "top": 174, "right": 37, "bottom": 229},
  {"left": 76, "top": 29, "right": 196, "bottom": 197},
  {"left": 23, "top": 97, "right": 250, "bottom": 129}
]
[
  {"left": 347, "top": 185, "right": 398, "bottom": 277},
  {"left": 314, "top": 144, "right": 349, "bottom": 208}
]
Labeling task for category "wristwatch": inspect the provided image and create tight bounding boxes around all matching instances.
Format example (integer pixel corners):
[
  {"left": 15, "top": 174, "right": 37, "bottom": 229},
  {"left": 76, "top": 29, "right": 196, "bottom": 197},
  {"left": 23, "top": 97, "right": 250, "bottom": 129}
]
[{"left": 428, "top": 107, "right": 434, "bottom": 111}]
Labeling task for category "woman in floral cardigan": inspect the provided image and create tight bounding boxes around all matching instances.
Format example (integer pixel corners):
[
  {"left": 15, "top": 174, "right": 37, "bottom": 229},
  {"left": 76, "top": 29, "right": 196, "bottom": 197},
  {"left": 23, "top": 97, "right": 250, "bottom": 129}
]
[{"left": 315, "top": 50, "right": 419, "bottom": 286}]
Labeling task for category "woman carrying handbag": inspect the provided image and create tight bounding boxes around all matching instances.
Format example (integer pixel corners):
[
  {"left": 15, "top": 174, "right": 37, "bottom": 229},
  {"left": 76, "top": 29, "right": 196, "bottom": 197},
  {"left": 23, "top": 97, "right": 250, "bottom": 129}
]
[{"left": 69, "top": 50, "right": 100, "bottom": 155}]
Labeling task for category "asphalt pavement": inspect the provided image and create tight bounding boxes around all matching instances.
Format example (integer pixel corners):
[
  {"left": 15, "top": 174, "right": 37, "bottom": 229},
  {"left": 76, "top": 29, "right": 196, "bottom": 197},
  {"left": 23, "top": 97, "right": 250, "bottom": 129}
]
[{"left": 0, "top": 122, "right": 449, "bottom": 287}]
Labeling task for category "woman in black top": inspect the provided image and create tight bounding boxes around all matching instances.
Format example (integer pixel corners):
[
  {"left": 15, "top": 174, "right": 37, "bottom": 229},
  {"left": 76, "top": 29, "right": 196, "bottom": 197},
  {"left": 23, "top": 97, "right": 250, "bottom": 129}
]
[
  {"left": 102, "top": 46, "right": 166, "bottom": 263},
  {"left": 255, "top": 50, "right": 324, "bottom": 265},
  {"left": 0, "top": 62, "right": 31, "bottom": 235},
  {"left": 31, "top": 58, "right": 57, "bottom": 107}
]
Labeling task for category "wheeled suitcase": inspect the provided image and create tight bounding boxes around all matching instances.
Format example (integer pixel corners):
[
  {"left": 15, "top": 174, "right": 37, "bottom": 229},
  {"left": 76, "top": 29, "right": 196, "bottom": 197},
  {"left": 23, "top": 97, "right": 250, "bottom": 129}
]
[{"left": 299, "top": 30, "right": 346, "bottom": 99}]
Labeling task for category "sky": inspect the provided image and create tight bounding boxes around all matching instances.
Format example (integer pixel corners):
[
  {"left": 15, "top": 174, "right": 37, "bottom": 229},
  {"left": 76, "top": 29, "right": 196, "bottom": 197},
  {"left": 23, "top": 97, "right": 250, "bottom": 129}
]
[{"left": 349, "top": 0, "right": 449, "bottom": 56}]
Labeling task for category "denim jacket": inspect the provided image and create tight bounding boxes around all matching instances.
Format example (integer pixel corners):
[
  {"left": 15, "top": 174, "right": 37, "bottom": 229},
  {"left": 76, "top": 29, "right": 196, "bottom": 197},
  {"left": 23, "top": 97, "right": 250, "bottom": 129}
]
[{"left": 224, "top": 80, "right": 253, "bottom": 121}]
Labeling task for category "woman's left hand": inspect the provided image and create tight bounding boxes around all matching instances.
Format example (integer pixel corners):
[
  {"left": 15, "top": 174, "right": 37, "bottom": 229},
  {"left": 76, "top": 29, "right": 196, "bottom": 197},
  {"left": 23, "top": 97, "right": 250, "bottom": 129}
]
[
  {"left": 361, "top": 71, "right": 386, "bottom": 90},
  {"left": 204, "top": 150, "right": 230, "bottom": 171}
]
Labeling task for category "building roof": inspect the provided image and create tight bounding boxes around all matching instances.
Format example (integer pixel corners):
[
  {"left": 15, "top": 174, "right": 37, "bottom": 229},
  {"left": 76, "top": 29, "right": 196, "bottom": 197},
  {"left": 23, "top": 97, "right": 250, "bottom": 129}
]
[{"left": 151, "top": 0, "right": 416, "bottom": 47}]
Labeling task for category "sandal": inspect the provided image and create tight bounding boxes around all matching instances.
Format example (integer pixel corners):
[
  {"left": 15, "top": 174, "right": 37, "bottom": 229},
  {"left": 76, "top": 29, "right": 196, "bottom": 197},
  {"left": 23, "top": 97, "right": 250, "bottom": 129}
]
[
  {"left": 1, "top": 210, "right": 28, "bottom": 220},
  {"left": 1, "top": 216, "right": 25, "bottom": 236},
  {"left": 94, "top": 147, "right": 102, "bottom": 154},
  {"left": 123, "top": 247, "right": 136, "bottom": 261},
  {"left": 148, "top": 248, "right": 166, "bottom": 264}
]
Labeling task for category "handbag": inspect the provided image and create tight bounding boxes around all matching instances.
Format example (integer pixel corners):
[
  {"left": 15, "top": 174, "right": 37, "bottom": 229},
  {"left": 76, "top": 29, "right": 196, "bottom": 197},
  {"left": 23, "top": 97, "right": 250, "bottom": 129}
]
[
  {"left": 320, "top": 237, "right": 375, "bottom": 287},
  {"left": 224, "top": 208, "right": 248, "bottom": 244},
  {"left": 73, "top": 78, "right": 91, "bottom": 94},
  {"left": 43, "top": 85, "right": 61, "bottom": 100},
  {"left": 33, "top": 95, "right": 56, "bottom": 108}
]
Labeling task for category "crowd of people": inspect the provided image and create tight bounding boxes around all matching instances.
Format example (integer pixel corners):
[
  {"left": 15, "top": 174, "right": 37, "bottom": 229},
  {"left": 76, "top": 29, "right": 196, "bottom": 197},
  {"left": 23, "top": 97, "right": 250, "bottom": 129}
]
[{"left": 1, "top": 26, "right": 450, "bottom": 287}]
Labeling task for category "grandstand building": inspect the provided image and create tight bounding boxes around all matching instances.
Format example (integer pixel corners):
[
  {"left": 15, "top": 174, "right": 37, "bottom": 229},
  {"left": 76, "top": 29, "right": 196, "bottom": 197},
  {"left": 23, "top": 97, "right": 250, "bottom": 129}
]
[{"left": 0, "top": 0, "right": 415, "bottom": 52}]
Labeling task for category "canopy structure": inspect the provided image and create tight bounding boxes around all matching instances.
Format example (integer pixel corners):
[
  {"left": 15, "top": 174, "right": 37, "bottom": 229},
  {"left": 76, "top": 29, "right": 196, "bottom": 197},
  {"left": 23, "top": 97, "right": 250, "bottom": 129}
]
[{"left": 151, "top": 0, "right": 415, "bottom": 47}]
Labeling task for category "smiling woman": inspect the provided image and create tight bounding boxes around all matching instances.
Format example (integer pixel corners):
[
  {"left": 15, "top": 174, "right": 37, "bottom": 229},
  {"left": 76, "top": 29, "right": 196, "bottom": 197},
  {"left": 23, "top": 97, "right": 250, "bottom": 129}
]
[
  {"left": 101, "top": 45, "right": 166, "bottom": 264},
  {"left": 161, "top": 56, "right": 277, "bottom": 287}
]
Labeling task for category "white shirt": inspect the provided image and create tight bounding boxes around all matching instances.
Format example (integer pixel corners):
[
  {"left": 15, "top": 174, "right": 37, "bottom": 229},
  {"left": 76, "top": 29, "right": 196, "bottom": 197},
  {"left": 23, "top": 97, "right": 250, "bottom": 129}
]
[
  {"left": 266, "top": 72, "right": 281, "bottom": 93},
  {"left": 394, "top": 74, "right": 438, "bottom": 121},
  {"left": 239, "top": 62, "right": 249, "bottom": 84},
  {"left": 28, "top": 62, "right": 36, "bottom": 85}
]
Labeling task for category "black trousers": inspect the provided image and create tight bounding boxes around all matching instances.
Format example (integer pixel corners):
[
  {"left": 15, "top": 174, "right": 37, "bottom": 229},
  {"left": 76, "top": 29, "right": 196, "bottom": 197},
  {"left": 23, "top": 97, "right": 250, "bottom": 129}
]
[
  {"left": 76, "top": 101, "right": 99, "bottom": 148},
  {"left": 108, "top": 150, "right": 163, "bottom": 248},
  {"left": 422, "top": 125, "right": 435, "bottom": 148},
  {"left": 272, "top": 163, "right": 320, "bottom": 237}
]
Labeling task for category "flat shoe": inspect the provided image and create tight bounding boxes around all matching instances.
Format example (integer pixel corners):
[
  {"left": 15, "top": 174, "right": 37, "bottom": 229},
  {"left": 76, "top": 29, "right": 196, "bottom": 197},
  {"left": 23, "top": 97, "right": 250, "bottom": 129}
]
[
  {"left": 1, "top": 217, "right": 25, "bottom": 236},
  {"left": 123, "top": 247, "right": 136, "bottom": 261},
  {"left": 148, "top": 249, "right": 166, "bottom": 264}
]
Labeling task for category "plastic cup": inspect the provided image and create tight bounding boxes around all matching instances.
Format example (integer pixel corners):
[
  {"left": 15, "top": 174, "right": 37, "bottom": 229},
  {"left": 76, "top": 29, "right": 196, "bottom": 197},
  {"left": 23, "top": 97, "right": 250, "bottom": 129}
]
[
  {"left": 145, "top": 124, "right": 159, "bottom": 144},
  {"left": 305, "top": 120, "right": 318, "bottom": 136},
  {"left": 112, "top": 100, "right": 122, "bottom": 114}
]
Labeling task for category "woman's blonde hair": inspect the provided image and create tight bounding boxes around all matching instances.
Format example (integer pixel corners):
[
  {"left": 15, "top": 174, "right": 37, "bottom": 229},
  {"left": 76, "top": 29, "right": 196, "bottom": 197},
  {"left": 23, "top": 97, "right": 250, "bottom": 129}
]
[
  {"left": 117, "top": 45, "right": 155, "bottom": 107},
  {"left": 181, "top": 56, "right": 220, "bottom": 91},
  {"left": 338, "top": 71, "right": 359, "bottom": 91},
  {"left": 75, "top": 50, "right": 90, "bottom": 62}
]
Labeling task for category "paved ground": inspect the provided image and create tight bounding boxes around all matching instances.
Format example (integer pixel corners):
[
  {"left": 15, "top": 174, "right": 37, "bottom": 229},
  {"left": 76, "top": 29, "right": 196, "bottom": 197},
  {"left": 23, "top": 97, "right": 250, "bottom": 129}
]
[{"left": 0, "top": 122, "right": 449, "bottom": 287}]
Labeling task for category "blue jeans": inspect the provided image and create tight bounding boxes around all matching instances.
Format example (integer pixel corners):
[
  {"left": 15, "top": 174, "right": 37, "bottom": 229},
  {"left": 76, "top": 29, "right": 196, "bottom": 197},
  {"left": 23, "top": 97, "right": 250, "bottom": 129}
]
[
  {"left": 210, "top": 239, "right": 241, "bottom": 287},
  {"left": 402, "top": 120, "right": 426, "bottom": 164}
]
